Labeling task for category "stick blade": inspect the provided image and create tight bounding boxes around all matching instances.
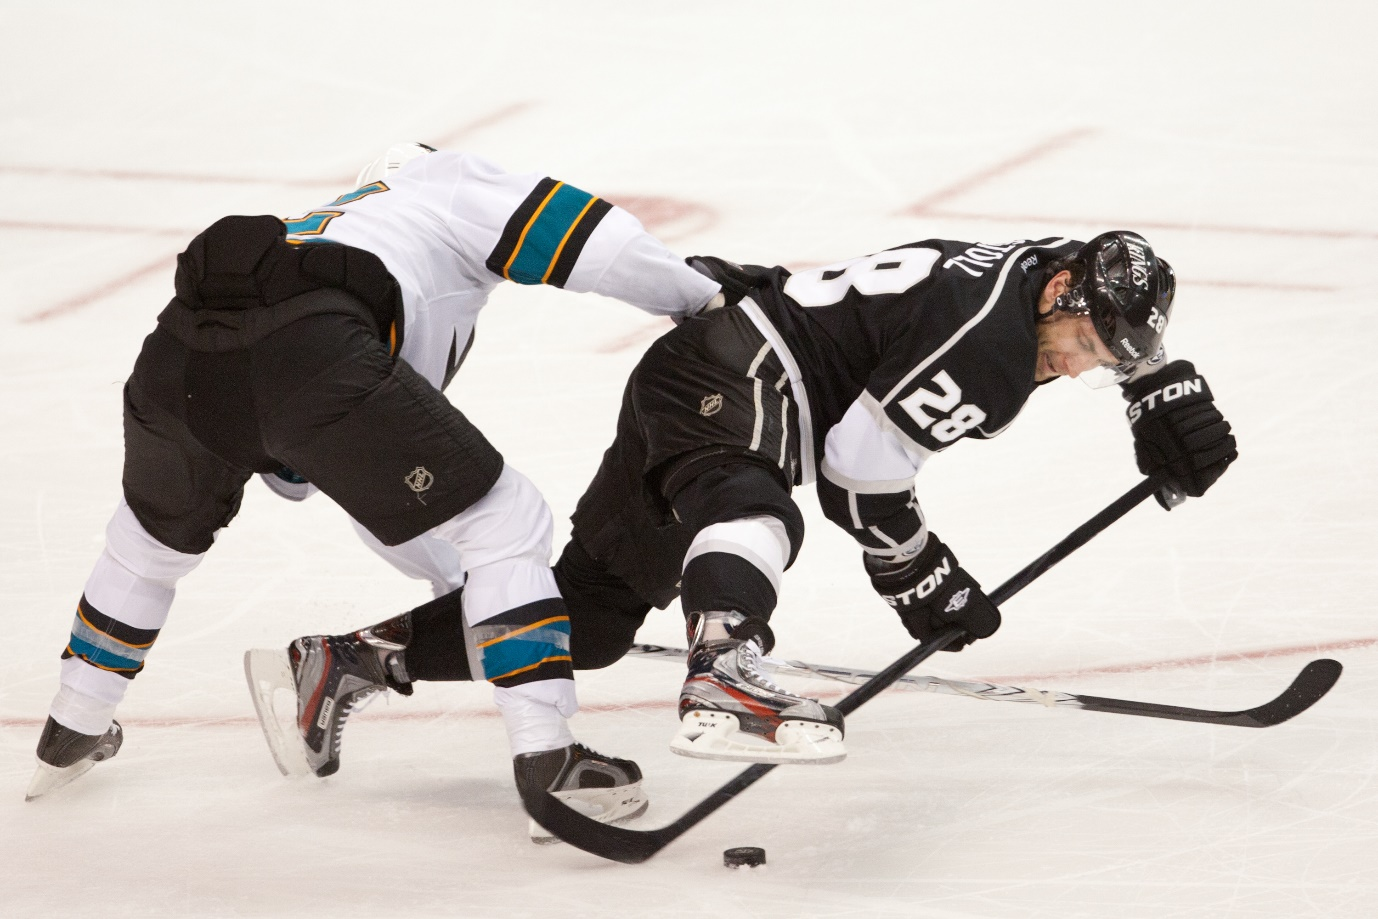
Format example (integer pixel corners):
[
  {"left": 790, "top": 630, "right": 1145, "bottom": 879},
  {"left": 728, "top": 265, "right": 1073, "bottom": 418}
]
[
  {"left": 520, "top": 787, "right": 669, "bottom": 864},
  {"left": 1241, "top": 658, "right": 1342, "bottom": 727},
  {"left": 1071, "top": 658, "right": 1342, "bottom": 728}
]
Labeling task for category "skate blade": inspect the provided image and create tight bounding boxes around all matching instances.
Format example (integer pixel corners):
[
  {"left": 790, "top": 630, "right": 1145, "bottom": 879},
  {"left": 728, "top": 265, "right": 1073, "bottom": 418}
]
[
  {"left": 24, "top": 758, "right": 96, "bottom": 802},
  {"left": 528, "top": 781, "right": 650, "bottom": 845},
  {"left": 670, "top": 710, "right": 847, "bottom": 765},
  {"left": 243, "top": 649, "right": 312, "bottom": 778}
]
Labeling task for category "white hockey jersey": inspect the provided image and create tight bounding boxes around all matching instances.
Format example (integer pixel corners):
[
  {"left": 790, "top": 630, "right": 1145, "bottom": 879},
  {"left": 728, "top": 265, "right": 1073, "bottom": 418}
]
[{"left": 282, "top": 150, "right": 720, "bottom": 390}]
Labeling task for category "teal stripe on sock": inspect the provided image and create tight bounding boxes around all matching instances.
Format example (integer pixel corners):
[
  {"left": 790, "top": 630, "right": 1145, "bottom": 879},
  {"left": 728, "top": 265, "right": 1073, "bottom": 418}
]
[
  {"left": 480, "top": 624, "right": 571, "bottom": 680},
  {"left": 67, "top": 635, "right": 142, "bottom": 673}
]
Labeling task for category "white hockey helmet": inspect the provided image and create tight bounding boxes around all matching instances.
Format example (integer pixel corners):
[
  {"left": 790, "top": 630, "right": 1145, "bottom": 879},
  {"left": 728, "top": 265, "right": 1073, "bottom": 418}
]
[{"left": 354, "top": 142, "right": 436, "bottom": 187}]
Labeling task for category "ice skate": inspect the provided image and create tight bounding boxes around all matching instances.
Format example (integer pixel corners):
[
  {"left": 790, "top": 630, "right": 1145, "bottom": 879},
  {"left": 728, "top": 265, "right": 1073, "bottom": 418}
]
[
  {"left": 245, "top": 616, "right": 412, "bottom": 778},
  {"left": 671, "top": 611, "right": 845, "bottom": 764},
  {"left": 26, "top": 717, "right": 124, "bottom": 801},
  {"left": 515, "top": 742, "right": 649, "bottom": 844}
]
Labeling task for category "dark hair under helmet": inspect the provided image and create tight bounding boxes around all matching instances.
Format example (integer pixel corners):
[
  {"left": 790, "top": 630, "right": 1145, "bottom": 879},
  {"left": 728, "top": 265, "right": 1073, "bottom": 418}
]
[{"left": 1059, "top": 231, "right": 1176, "bottom": 367}]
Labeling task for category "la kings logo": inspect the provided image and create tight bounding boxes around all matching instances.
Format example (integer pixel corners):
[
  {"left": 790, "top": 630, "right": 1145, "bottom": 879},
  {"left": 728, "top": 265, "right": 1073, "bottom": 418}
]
[{"left": 1126, "top": 240, "right": 1151, "bottom": 290}]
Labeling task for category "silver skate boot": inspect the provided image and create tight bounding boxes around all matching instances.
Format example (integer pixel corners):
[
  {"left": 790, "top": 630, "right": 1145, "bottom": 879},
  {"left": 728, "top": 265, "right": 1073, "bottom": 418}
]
[
  {"left": 26, "top": 717, "right": 124, "bottom": 801},
  {"left": 245, "top": 615, "right": 412, "bottom": 778},
  {"left": 515, "top": 743, "right": 649, "bottom": 844},
  {"left": 671, "top": 611, "right": 845, "bottom": 764}
]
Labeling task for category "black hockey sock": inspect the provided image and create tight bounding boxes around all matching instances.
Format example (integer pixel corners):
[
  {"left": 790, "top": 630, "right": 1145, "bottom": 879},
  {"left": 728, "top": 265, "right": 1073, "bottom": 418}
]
[
  {"left": 680, "top": 551, "right": 777, "bottom": 623},
  {"left": 554, "top": 536, "right": 653, "bottom": 670},
  {"left": 401, "top": 589, "right": 473, "bottom": 682}
]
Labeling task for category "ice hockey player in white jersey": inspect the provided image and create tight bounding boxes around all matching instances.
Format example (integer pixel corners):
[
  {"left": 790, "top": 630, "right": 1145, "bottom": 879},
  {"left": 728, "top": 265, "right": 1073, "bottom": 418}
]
[
  {"left": 28, "top": 144, "right": 721, "bottom": 836},
  {"left": 291, "top": 231, "right": 1237, "bottom": 775}
]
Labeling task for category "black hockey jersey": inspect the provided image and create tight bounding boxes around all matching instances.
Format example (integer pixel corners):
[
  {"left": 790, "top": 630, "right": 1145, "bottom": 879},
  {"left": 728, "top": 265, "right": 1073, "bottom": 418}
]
[{"left": 737, "top": 237, "right": 1082, "bottom": 560}]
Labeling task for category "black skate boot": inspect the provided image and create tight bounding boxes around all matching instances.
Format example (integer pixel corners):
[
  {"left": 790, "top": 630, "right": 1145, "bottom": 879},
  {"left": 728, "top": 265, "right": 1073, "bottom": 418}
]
[
  {"left": 26, "top": 717, "right": 124, "bottom": 801},
  {"left": 515, "top": 743, "right": 649, "bottom": 844},
  {"left": 245, "top": 614, "right": 413, "bottom": 778},
  {"left": 671, "top": 610, "right": 845, "bottom": 764},
  {"left": 289, "top": 615, "right": 415, "bottom": 777}
]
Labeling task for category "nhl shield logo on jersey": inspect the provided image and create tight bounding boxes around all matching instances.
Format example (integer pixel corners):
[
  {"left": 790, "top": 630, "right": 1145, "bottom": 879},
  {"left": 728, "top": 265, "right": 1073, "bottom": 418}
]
[
  {"left": 404, "top": 466, "right": 434, "bottom": 503},
  {"left": 700, "top": 393, "right": 724, "bottom": 417}
]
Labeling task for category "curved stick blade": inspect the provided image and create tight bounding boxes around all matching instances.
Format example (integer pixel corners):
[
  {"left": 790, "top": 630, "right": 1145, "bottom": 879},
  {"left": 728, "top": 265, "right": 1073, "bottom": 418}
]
[
  {"left": 1242, "top": 658, "right": 1342, "bottom": 727},
  {"left": 521, "top": 787, "right": 669, "bottom": 864},
  {"left": 1072, "top": 659, "right": 1343, "bottom": 728}
]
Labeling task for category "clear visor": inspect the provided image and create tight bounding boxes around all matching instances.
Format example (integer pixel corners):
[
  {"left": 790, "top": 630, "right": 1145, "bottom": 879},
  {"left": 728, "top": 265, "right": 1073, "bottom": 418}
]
[
  {"left": 1080, "top": 344, "right": 1166, "bottom": 390},
  {"left": 1078, "top": 363, "right": 1135, "bottom": 389}
]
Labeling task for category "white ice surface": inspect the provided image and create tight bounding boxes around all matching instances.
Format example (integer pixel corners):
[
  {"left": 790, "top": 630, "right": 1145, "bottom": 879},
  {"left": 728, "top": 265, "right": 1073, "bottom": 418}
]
[{"left": 2, "top": 2, "right": 1376, "bottom": 916}]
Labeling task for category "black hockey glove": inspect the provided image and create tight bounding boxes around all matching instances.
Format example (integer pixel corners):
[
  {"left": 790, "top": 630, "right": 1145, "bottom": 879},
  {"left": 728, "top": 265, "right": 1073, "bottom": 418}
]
[
  {"left": 863, "top": 535, "right": 1000, "bottom": 652},
  {"left": 686, "top": 255, "right": 767, "bottom": 308},
  {"left": 1121, "top": 360, "right": 1238, "bottom": 510}
]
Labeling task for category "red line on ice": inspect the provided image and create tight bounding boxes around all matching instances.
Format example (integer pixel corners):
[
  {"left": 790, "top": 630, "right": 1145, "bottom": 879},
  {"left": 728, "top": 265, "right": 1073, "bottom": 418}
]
[
  {"left": 0, "top": 163, "right": 334, "bottom": 187},
  {"left": 11, "top": 102, "right": 541, "bottom": 324},
  {"left": 1184, "top": 279, "right": 1338, "bottom": 292},
  {"left": 0, "top": 697, "right": 679, "bottom": 731},
  {"left": 981, "top": 635, "right": 1378, "bottom": 685},
  {"left": 903, "top": 129, "right": 1096, "bottom": 215},
  {"left": 0, "top": 219, "right": 194, "bottom": 237},
  {"left": 21, "top": 254, "right": 176, "bottom": 323},
  {"left": 595, "top": 317, "right": 674, "bottom": 354},
  {"left": 0, "top": 101, "right": 537, "bottom": 190},
  {"left": 425, "top": 100, "right": 538, "bottom": 149},
  {"left": 916, "top": 208, "right": 1378, "bottom": 244}
]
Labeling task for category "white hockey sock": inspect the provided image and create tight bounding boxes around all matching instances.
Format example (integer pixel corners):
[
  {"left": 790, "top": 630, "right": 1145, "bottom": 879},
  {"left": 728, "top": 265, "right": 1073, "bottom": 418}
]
[
  {"left": 494, "top": 681, "right": 577, "bottom": 756},
  {"left": 50, "top": 501, "right": 204, "bottom": 736},
  {"left": 49, "top": 681, "right": 121, "bottom": 736}
]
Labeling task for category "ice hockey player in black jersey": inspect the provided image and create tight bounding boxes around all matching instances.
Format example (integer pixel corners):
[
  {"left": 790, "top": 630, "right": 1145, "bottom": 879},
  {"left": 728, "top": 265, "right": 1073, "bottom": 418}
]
[
  {"left": 27, "top": 144, "right": 722, "bottom": 835},
  {"left": 276, "top": 230, "right": 1236, "bottom": 770},
  {"left": 553, "top": 230, "right": 1238, "bottom": 764}
]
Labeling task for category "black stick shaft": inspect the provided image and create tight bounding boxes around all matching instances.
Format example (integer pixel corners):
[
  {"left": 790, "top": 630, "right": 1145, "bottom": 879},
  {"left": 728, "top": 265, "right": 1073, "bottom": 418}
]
[
  {"left": 666, "top": 478, "right": 1159, "bottom": 834},
  {"left": 528, "top": 478, "right": 1161, "bottom": 861},
  {"left": 989, "top": 477, "right": 1159, "bottom": 606},
  {"left": 838, "top": 478, "right": 1157, "bottom": 716}
]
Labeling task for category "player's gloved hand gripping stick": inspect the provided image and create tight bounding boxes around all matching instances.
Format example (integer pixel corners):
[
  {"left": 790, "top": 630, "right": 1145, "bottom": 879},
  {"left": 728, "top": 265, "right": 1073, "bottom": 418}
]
[
  {"left": 523, "top": 477, "right": 1165, "bottom": 863},
  {"left": 1122, "top": 360, "right": 1237, "bottom": 510},
  {"left": 864, "top": 536, "right": 1001, "bottom": 651}
]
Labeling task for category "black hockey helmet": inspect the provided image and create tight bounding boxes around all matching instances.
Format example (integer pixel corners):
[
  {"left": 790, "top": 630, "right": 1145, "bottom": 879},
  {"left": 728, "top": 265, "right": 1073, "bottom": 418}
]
[{"left": 1054, "top": 230, "right": 1176, "bottom": 368}]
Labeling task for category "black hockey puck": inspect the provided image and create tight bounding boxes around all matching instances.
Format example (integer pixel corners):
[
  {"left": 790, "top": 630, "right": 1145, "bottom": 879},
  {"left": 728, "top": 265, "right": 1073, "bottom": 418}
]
[{"left": 723, "top": 846, "right": 766, "bottom": 868}]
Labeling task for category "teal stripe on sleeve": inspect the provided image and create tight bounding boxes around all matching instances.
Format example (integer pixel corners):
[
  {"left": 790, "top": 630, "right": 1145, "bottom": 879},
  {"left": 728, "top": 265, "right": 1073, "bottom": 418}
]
[{"left": 505, "top": 184, "right": 597, "bottom": 285}]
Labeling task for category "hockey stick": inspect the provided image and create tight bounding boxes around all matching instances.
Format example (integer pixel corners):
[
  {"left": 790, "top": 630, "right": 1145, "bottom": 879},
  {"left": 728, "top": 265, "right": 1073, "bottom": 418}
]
[
  {"left": 625, "top": 645, "right": 1341, "bottom": 729},
  {"left": 522, "top": 477, "right": 1162, "bottom": 863}
]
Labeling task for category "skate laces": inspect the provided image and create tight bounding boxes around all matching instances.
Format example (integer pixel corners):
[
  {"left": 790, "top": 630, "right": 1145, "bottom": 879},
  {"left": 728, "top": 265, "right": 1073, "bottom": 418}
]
[
  {"left": 736, "top": 638, "right": 796, "bottom": 699},
  {"left": 342, "top": 687, "right": 383, "bottom": 716},
  {"left": 325, "top": 686, "right": 383, "bottom": 759}
]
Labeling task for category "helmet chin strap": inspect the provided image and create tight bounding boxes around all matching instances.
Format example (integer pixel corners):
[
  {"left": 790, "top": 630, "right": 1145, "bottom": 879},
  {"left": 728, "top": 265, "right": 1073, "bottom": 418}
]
[
  {"left": 1050, "top": 289, "right": 1090, "bottom": 317},
  {"left": 1036, "top": 290, "right": 1088, "bottom": 323}
]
